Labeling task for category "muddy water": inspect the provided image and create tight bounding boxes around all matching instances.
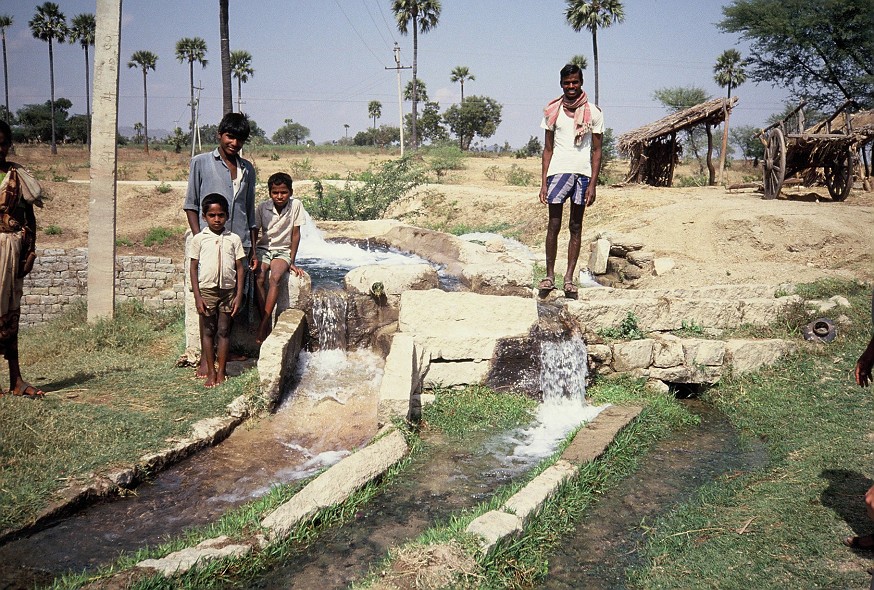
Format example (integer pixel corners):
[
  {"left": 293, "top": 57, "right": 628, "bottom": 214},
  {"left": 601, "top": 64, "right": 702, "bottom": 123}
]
[
  {"left": 542, "top": 400, "right": 768, "bottom": 590},
  {"left": 249, "top": 428, "right": 542, "bottom": 590},
  {"left": 0, "top": 350, "right": 383, "bottom": 589}
]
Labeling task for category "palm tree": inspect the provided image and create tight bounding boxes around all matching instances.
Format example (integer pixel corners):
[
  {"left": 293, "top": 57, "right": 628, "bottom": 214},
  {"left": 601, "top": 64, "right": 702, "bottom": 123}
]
[
  {"left": 127, "top": 50, "right": 158, "bottom": 154},
  {"left": 368, "top": 100, "right": 382, "bottom": 129},
  {"left": 713, "top": 48, "right": 747, "bottom": 99},
  {"left": 569, "top": 54, "right": 589, "bottom": 70},
  {"left": 450, "top": 66, "right": 474, "bottom": 102},
  {"left": 713, "top": 49, "right": 746, "bottom": 184},
  {"left": 0, "top": 15, "right": 12, "bottom": 122},
  {"left": 219, "top": 0, "right": 232, "bottom": 115},
  {"left": 175, "top": 37, "right": 208, "bottom": 149},
  {"left": 68, "top": 13, "right": 95, "bottom": 147},
  {"left": 565, "top": 0, "right": 625, "bottom": 105},
  {"left": 29, "top": 2, "right": 68, "bottom": 154},
  {"left": 230, "top": 49, "right": 253, "bottom": 112},
  {"left": 391, "top": 0, "right": 441, "bottom": 149}
]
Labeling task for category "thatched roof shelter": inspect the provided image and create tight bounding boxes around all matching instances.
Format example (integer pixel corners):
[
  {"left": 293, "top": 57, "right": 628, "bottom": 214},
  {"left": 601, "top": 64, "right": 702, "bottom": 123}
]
[{"left": 618, "top": 96, "right": 738, "bottom": 186}]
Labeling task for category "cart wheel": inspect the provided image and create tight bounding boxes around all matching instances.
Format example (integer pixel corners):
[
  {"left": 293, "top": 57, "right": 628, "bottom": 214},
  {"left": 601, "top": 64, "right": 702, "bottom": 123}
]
[
  {"left": 824, "top": 147, "right": 853, "bottom": 201},
  {"left": 763, "top": 128, "right": 786, "bottom": 199}
]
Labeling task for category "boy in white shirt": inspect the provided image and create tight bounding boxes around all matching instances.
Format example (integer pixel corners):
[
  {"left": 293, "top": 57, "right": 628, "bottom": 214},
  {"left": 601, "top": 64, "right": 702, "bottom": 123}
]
[
  {"left": 253, "top": 172, "right": 305, "bottom": 343},
  {"left": 189, "top": 194, "right": 246, "bottom": 387}
]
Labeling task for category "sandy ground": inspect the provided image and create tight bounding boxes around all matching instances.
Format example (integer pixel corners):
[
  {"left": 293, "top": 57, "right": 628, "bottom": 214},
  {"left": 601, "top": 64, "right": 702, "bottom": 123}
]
[{"left": 13, "top": 145, "right": 874, "bottom": 288}]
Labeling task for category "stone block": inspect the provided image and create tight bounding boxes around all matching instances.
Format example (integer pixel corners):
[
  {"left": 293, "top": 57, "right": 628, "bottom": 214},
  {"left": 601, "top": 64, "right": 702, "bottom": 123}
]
[
  {"left": 627, "top": 250, "right": 655, "bottom": 268},
  {"left": 257, "top": 309, "right": 307, "bottom": 408},
  {"left": 587, "top": 239, "right": 610, "bottom": 274},
  {"left": 344, "top": 263, "right": 438, "bottom": 305},
  {"left": 377, "top": 334, "right": 428, "bottom": 425},
  {"left": 726, "top": 339, "right": 794, "bottom": 375},
  {"left": 652, "top": 334, "right": 684, "bottom": 368},
  {"left": 653, "top": 257, "right": 675, "bottom": 276},
  {"left": 503, "top": 460, "right": 577, "bottom": 522},
  {"left": 561, "top": 405, "right": 642, "bottom": 465},
  {"left": 682, "top": 339, "right": 725, "bottom": 366},
  {"left": 399, "top": 290, "right": 538, "bottom": 361},
  {"left": 466, "top": 510, "right": 524, "bottom": 554},
  {"left": 424, "top": 359, "right": 489, "bottom": 387},
  {"left": 611, "top": 339, "right": 654, "bottom": 372},
  {"left": 262, "top": 430, "right": 409, "bottom": 540},
  {"left": 587, "top": 344, "right": 612, "bottom": 364}
]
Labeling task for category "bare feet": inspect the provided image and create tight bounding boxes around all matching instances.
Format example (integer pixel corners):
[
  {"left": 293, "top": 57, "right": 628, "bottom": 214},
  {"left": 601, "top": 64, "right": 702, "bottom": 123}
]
[
  {"left": 195, "top": 360, "right": 209, "bottom": 379},
  {"left": 204, "top": 374, "right": 226, "bottom": 388},
  {"left": 256, "top": 318, "right": 271, "bottom": 345}
]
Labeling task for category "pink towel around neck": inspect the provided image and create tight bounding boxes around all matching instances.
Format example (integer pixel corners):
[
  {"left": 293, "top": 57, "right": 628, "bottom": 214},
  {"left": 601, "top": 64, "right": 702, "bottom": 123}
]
[{"left": 543, "top": 92, "right": 593, "bottom": 146}]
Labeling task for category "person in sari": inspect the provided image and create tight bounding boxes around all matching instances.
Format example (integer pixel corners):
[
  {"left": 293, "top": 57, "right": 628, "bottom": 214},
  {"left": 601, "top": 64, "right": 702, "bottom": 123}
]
[{"left": 0, "top": 120, "right": 47, "bottom": 397}]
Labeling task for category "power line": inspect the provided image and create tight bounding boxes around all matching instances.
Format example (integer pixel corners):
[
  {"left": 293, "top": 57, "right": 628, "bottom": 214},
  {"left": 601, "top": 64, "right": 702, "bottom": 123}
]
[
  {"left": 361, "top": 0, "right": 392, "bottom": 49},
  {"left": 333, "top": 0, "right": 387, "bottom": 67},
  {"left": 374, "top": 0, "right": 398, "bottom": 44}
]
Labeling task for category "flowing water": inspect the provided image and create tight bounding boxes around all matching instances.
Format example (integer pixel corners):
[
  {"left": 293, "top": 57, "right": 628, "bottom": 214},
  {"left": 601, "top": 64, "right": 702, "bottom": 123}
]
[
  {"left": 297, "top": 216, "right": 434, "bottom": 289},
  {"left": 542, "top": 399, "right": 768, "bottom": 589},
  {"left": 0, "top": 292, "right": 383, "bottom": 589}
]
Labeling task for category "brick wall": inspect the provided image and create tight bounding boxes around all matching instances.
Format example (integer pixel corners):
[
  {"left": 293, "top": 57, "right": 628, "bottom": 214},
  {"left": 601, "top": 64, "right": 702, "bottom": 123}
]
[{"left": 20, "top": 248, "right": 185, "bottom": 326}]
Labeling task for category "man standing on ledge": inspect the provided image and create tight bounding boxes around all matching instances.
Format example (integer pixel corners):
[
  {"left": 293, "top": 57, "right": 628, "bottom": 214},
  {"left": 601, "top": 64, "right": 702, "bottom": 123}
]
[{"left": 538, "top": 63, "right": 603, "bottom": 297}]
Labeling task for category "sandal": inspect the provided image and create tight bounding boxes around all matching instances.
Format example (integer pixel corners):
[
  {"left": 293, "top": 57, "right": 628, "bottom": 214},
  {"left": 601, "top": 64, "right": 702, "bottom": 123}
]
[
  {"left": 12, "top": 382, "right": 45, "bottom": 398},
  {"left": 845, "top": 534, "right": 874, "bottom": 550},
  {"left": 538, "top": 278, "right": 556, "bottom": 291},
  {"left": 563, "top": 281, "right": 579, "bottom": 296}
]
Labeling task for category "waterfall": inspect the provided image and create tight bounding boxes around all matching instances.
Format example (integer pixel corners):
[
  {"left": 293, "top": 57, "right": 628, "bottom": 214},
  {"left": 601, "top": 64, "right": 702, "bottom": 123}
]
[
  {"left": 539, "top": 334, "right": 588, "bottom": 402},
  {"left": 311, "top": 290, "right": 347, "bottom": 351}
]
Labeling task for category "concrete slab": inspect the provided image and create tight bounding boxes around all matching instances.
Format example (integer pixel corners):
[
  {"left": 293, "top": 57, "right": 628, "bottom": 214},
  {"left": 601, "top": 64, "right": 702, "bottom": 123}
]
[
  {"left": 262, "top": 429, "right": 409, "bottom": 540},
  {"left": 561, "top": 405, "right": 643, "bottom": 466},
  {"left": 502, "top": 460, "right": 577, "bottom": 523},
  {"left": 136, "top": 536, "right": 251, "bottom": 577},
  {"left": 466, "top": 510, "right": 524, "bottom": 554}
]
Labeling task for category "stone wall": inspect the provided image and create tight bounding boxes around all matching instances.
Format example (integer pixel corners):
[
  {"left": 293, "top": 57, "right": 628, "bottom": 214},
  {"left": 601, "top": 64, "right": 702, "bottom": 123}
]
[{"left": 21, "top": 248, "right": 185, "bottom": 326}]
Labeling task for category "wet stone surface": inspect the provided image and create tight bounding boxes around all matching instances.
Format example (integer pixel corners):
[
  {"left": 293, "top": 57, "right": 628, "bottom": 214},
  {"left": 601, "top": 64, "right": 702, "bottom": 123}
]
[{"left": 542, "top": 399, "right": 768, "bottom": 590}]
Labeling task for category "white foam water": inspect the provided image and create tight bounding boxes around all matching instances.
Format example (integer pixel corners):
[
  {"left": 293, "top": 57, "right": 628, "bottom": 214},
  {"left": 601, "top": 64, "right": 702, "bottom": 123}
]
[
  {"left": 507, "top": 334, "right": 606, "bottom": 460},
  {"left": 297, "top": 214, "right": 429, "bottom": 269},
  {"left": 284, "top": 348, "right": 384, "bottom": 406}
]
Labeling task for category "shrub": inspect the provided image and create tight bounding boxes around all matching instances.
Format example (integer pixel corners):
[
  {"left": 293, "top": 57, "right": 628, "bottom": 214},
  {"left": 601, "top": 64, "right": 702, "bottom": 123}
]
[
  {"left": 155, "top": 182, "right": 172, "bottom": 194},
  {"left": 505, "top": 164, "right": 534, "bottom": 186},
  {"left": 143, "top": 226, "right": 183, "bottom": 247},
  {"left": 483, "top": 165, "right": 500, "bottom": 181},
  {"left": 599, "top": 311, "right": 645, "bottom": 340},
  {"left": 303, "top": 156, "right": 424, "bottom": 221},
  {"left": 43, "top": 225, "right": 62, "bottom": 236},
  {"left": 289, "top": 158, "right": 314, "bottom": 179},
  {"left": 426, "top": 145, "right": 466, "bottom": 181}
]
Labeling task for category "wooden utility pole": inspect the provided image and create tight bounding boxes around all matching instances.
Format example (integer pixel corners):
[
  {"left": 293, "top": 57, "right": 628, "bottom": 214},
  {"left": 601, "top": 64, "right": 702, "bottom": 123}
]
[
  {"left": 87, "top": 0, "right": 122, "bottom": 321},
  {"left": 385, "top": 43, "right": 410, "bottom": 156}
]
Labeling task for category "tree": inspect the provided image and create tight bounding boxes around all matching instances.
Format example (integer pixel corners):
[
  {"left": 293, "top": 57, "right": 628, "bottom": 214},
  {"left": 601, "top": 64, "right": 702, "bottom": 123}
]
[
  {"left": 132, "top": 121, "right": 144, "bottom": 144},
  {"left": 127, "top": 50, "right": 158, "bottom": 154},
  {"left": 730, "top": 124, "right": 765, "bottom": 162},
  {"left": 353, "top": 125, "right": 400, "bottom": 147},
  {"left": 713, "top": 49, "right": 747, "bottom": 99},
  {"left": 175, "top": 37, "right": 208, "bottom": 149},
  {"left": 653, "top": 86, "right": 712, "bottom": 172},
  {"left": 66, "top": 113, "right": 88, "bottom": 144},
  {"left": 417, "top": 101, "right": 447, "bottom": 143},
  {"left": 368, "top": 100, "right": 382, "bottom": 129},
  {"left": 16, "top": 98, "right": 72, "bottom": 144},
  {"left": 719, "top": 0, "right": 874, "bottom": 110},
  {"left": 0, "top": 15, "right": 12, "bottom": 122},
  {"left": 230, "top": 49, "right": 253, "bottom": 112},
  {"left": 450, "top": 66, "right": 475, "bottom": 102},
  {"left": 219, "top": 0, "right": 232, "bottom": 115},
  {"left": 713, "top": 49, "right": 746, "bottom": 183},
  {"left": 565, "top": 0, "right": 624, "bottom": 105},
  {"left": 403, "top": 78, "right": 428, "bottom": 103},
  {"left": 442, "top": 95, "right": 502, "bottom": 150},
  {"left": 272, "top": 118, "right": 310, "bottom": 145},
  {"left": 392, "top": 0, "right": 441, "bottom": 149},
  {"left": 67, "top": 13, "right": 95, "bottom": 147},
  {"left": 569, "top": 54, "right": 589, "bottom": 70},
  {"left": 29, "top": 2, "right": 68, "bottom": 154}
]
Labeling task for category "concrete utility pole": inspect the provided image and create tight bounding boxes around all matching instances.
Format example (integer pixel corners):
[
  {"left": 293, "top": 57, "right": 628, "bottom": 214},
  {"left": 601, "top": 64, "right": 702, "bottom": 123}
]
[
  {"left": 87, "top": 0, "right": 122, "bottom": 322},
  {"left": 385, "top": 43, "right": 410, "bottom": 156}
]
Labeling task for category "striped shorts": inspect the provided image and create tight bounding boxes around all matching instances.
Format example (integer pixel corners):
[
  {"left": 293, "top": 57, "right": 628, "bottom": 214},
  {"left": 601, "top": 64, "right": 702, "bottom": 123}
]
[{"left": 546, "top": 173, "right": 590, "bottom": 205}]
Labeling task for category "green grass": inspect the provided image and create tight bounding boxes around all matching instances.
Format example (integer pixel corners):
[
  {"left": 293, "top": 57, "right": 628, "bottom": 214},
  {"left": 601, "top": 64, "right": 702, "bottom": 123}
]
[
  {"left": 354, "top": 378, "right": 696, "bottom": 589},
  {"left": 447, "top": 221, "right": 514, "bottom": 237},
  {"left": 425, "top": 385, "right": 537, "bottom": 437},
  {"left": 628, "top": 279, "right": 874, "bottom": 589},
  {"left": 143, "top": 226, "right": 185, "bottom": 247},
  {"left": 43, "top": 224, "right": 63, "bottom": 236},
  {"left": 0, "top": 302, "right": 254, "bottom": 533}
]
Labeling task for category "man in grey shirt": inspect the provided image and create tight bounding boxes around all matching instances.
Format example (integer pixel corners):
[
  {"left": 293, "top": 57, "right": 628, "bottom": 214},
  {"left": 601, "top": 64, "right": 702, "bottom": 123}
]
[{"left": 183, "top": 112, "right": 258, "bottom": 267}]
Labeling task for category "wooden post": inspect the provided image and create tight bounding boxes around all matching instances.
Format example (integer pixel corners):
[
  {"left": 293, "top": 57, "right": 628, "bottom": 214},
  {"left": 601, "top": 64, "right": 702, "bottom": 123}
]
[
  {"left": 717, "top": 99, "right": 731, "bottom": 186},
  {"left": 87, "top": 0, "right": 122, "bottom": 322}
]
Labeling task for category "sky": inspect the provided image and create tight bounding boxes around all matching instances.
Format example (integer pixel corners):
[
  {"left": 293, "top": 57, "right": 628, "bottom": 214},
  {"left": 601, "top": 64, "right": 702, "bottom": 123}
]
[{"left": 4, "top": 0, "right": 792, "bottom": 149}]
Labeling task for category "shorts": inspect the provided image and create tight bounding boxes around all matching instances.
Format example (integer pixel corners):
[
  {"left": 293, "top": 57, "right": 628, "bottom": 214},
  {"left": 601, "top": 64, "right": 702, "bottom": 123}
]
[
  {"left": 257, "top": 247, "right": 292, "bottom": 265},
  {"left": 198, "top": 286, "right": 236, "bottom": 315},
  {"left": 546, "top": 173, "right": 590, "bottom": 206}
]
